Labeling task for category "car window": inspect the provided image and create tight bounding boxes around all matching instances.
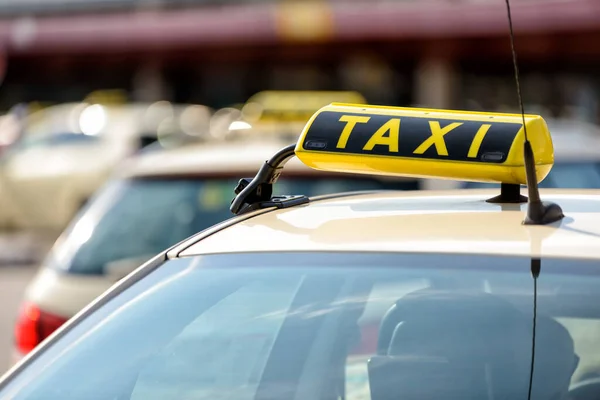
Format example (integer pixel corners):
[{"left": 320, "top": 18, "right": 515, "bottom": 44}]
[
  {"left": 2, "top": 252, "right": 598, "bottom": 400},
  {"left": 44, "top": 176, "right": 419, "bottom": 275},
  {"left": 462, "top": 162, "right": 600, "bottom": 189}
]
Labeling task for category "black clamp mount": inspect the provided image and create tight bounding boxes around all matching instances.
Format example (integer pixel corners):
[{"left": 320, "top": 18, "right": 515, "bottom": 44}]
[{"left": 230, "top": 144, "right": 310, "bottom": 215}]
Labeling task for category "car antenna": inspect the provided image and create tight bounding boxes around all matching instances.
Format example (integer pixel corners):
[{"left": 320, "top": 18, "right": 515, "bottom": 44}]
[
  {"left": 503, "top": 2, "right": 557, "bottom": 400},
  {"left": 504, "top": 0, "right": 564, "bottom": 226}
]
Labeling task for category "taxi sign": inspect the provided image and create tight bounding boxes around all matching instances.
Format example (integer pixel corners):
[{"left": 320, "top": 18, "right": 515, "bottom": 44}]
[
  {"left": 294, "top": 103, "right": 554, "bottom": 185},
  {"left": 84, "top": 89, "right": 127, "bottom": 105},
  {"left": 245, "top": 91, "right": 366, "bottom": 123}
]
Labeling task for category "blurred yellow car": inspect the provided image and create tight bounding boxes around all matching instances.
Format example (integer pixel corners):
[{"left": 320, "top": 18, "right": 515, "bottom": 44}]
[{"left": 222, "top": 90, "right": 368, "bottom": 138}]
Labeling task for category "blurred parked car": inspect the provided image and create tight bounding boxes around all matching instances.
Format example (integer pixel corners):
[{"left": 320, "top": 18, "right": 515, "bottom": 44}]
[
  {"left": 13, "top": 128, "right": 420, "bottom": 362},
  {"left": 0, "top": 101, "right": 212, "bottom": 237}
]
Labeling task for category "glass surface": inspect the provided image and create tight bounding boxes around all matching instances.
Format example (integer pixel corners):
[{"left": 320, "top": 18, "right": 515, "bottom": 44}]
[
  {"left": 2, "top": 252, "right": 598, "bottom": 400},
  {"left": 45, "top": 176, "right": 418, "bottom": 275}
]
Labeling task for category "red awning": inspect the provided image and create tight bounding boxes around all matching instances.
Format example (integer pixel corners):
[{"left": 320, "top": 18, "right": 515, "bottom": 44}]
[{"left": 0, "top": 0, "right": 597, "bottom": 54}]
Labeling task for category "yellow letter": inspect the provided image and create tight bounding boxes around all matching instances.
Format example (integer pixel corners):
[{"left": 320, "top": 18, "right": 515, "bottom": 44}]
[
  {"left": 413, "top": 121, "right": 463, "bottom": 156},
  {"left": 467, "top": 124, "right": 492, "bottom": 158},
  {"left": 337, "top": 115, "right": 371, "bottom": 149},
  {"left": 363, "top": 118, "right": 400, "bottom": 152}
]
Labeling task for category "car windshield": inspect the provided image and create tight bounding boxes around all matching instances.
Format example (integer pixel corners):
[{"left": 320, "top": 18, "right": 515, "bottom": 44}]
[
  {"left": 462, "top": 162, "right": 600, "bottom": 189},
  {"left": 1, "top": 252, "right": 598, "bottom": 400},
  {"left": 45, "top": 176, "right": 418, "bottom": 275}
]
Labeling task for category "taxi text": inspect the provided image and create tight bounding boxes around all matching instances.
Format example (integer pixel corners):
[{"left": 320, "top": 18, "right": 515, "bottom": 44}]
[{"left": 335, "top": 115, "right": 492, "bottom": 158}]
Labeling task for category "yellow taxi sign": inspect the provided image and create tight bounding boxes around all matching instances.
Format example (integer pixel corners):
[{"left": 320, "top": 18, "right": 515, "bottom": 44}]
[
  {"left": 84, "top": 89, "right": 127, "bottom": 105},
  {"left": 244, "top": 91, "right": 366, "bottom": 123},
  {"left": 294, "top": 103, "right": 554, "bottom": 185}
]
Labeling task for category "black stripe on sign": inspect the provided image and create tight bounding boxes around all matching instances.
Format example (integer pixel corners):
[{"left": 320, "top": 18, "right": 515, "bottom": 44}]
[{"left": 302, "top": 111, "right": 523, "bottom": 163}]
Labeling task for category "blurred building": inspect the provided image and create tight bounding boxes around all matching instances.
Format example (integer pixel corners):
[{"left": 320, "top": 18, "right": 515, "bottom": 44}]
[{"left": 0, "top": 0, "right": 597, "bottom": 122}]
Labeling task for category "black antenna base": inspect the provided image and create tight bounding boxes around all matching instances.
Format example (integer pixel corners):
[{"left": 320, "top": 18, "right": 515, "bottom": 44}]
[
  {"left": 486, "top": 183, "right": 527, "bottom": 204},
  {"left": 521, "top": 141, "right": 565, "bottom": 225},
  {"left": 523, "top": 201, "right": 564, "bottom": 225}
]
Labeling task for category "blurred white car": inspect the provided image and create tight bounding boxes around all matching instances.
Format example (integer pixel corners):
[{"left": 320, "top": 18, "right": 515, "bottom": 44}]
[
  {"left": 0, "top": 101, "right": 211, "bottom": 237},
  {"left": 12, "top": 131, "right": 421, "bottom": 363}
]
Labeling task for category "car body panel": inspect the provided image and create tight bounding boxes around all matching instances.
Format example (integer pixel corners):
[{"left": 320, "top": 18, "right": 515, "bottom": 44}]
[
  {"left": 179, "top": 189, "right": 600, "bottom": 260},
  {"left": 118, "top": 140, "right": 313, "bottom": 178}
]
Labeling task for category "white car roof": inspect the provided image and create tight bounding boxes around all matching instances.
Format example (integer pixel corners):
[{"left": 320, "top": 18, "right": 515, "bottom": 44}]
[
  {"left": 118, "top": 139, "right": 315, "bottom": 178},
  {"left": 176, "top": 189, "right": 600, "bottom": 260}
]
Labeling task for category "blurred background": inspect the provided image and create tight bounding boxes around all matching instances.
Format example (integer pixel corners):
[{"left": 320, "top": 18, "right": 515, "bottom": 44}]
[{"left": 0, "top": 0, "right": 598, "bottom": 373}]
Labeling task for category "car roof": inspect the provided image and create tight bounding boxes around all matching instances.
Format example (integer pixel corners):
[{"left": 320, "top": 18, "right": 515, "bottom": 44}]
[
  {"left": 119, "top": 138, "right": 421, "bottom": 181},
  {"left": 118, "top": 139, "right": 314, "bottom": 178},
  {"left": 176, "top": 189, "right": 600, "bottom": 260}
]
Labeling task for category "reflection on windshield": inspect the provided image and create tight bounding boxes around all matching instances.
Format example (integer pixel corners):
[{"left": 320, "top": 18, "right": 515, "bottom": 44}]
[
  {"left": 3, "top": 253, "right": 598, "bottom": 400},
  {"left": 46, "top": 177, "right": 418, "bottom": 275},
  {"left": 463, "top": 162, "right": 600, "bottom": 189}
]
